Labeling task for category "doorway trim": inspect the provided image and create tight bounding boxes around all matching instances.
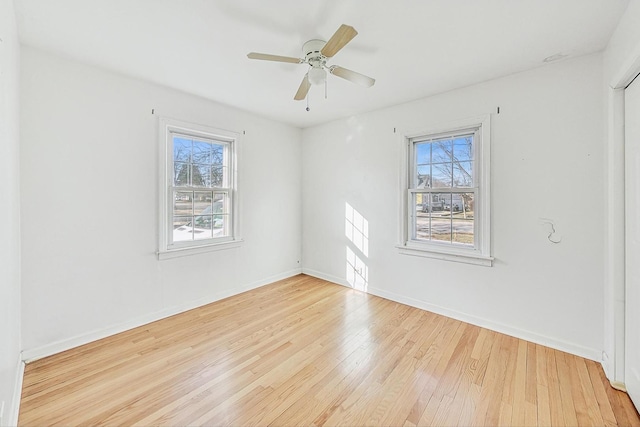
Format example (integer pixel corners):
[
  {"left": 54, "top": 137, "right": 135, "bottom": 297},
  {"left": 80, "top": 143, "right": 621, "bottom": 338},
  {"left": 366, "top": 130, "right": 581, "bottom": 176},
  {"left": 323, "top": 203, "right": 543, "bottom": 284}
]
[{"left": 605, "top": 41, "right": 640, "bottom": 388}]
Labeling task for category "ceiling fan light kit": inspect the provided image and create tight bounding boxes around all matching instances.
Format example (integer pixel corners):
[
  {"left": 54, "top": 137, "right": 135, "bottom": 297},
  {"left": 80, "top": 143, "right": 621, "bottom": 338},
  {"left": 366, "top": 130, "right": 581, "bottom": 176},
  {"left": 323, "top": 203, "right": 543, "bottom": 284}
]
[
  {"left": 247, "top": 24, "right": 375, "bottom": 106},
  {"left": 307, "top": 67, "right": 327, "bottom": 86}
]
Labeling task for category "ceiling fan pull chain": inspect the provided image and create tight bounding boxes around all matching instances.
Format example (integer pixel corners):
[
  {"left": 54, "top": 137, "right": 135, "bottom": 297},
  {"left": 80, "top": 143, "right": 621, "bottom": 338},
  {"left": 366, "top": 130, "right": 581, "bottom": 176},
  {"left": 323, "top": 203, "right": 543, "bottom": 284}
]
[
  {"left": 325, "top": 78, "right": 328, "bottom": 99},
  {"left": 306, "top": 91, "right": 310, "bottom": 111}
]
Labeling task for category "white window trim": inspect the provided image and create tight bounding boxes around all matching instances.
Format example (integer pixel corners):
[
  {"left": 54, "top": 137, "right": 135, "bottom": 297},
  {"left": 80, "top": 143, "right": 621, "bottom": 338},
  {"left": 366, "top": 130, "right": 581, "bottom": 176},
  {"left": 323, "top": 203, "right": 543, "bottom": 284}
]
[
  {"left": 157, "top": 117, "right": 242, "bottom": 260},
  {"left": 397, "top": 115, "right": 493, "bottom": 266}
]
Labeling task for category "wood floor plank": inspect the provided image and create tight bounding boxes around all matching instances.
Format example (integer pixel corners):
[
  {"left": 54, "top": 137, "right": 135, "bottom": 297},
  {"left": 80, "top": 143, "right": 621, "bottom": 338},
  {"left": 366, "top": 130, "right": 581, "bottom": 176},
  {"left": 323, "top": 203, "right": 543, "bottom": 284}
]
[
  {"left": 556, "top": 351, "right": 580, "bottom": 426},
  {"left": 586, "top": 359, "right": 620, "bottom": 427},
  {"left": 415, "top": 323, "right": 467, "bottom": 426},
  {"left": 475, "top": 334, "right": 507, "bottom": 426},
  {"left": 498, "top": 401, "right": 513, "bottom": 427},
  {"left": 564, "top": 353, "right": 593, "bottom": 426},
  {"left": 534, "top": 345, "right": 551, "bottom": 427},
  {"left": 511, "top": 339, "right": 528, "bottom": 426},
  {"left": 396, "top": 315, "right": 460, "bottom": 426},
  {"left": 575, "top": 356, "right": 606, "bottom": 426},
  {"left": 376, "top": 313, "right": 446, "bottom": 427},
  {"left": 18, "top": 274, "right": 640, "bottom": 426},
  {"left": 498, "top": 334, "right": 518, "bottom": 425}
]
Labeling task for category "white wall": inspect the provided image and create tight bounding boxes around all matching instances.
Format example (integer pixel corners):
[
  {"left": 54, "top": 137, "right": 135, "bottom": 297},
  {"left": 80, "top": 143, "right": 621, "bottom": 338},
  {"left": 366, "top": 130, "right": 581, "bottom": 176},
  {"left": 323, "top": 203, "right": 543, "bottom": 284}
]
[
  {"left": 302, "top": 54, "right": 604, "bottom": 360},
  {"left": 0, "top": 0, "right": 22, "bottom": 422},
  {"left": 602, "top": 0, "right": 640, "bottom": 383},
  {"left": 20, "top": 47, "right": 302, "bottom": 357}
]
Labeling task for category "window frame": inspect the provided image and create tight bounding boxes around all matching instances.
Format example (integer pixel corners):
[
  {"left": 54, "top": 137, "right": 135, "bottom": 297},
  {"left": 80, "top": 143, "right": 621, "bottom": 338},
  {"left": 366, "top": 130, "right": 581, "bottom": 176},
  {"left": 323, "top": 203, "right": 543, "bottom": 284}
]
[
  {"left": 158, "top": 117, "right": 242, "bottom": 260},
  {"left": 397, "top": 115, "right": 493, "bottom": 266}
]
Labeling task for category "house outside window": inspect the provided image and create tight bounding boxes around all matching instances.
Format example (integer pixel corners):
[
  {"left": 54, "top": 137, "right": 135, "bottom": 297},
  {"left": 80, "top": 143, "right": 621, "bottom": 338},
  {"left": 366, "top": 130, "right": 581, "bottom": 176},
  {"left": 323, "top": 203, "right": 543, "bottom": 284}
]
[
  {"left": 158, "top": 118, "right": 241, "bottom": 259},
  {"left": 398, "top": 116, "right": 492, "bottom": 266}
]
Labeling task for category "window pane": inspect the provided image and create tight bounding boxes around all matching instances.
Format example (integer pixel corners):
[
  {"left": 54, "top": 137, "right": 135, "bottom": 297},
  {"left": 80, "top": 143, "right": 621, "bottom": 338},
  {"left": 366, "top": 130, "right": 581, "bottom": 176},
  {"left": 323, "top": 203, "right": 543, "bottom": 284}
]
[
  {"left": 415, "top": 142, "right": 431, "bottom": 164},
  {"left": 416, "top": 165, "right": 430, "bottom": 188},
  {"left": 412, "top": 193, "right": 431, "bottom": 240},
  {"left": 212, "top": 193, "right": 229, "bottom": 236},
  {"left": 211, "top": 166, "right": 224, "bottom": 187},
  {"left": 415, "top": 194, "right": 431, "bottom": 212},
  {"left": 193, "top": 215, "right": 213, "bottom": 240},
  {"left": 453, "top": 136, "right": 473, "bottom": 162},
  {"left": 452, "top": 193, "right": 474, "bottom": 245},
  {"left": 191, "top": 164, "right": 210, "bottom": 187},
  {"left": 414, "top": 211, "right": 431, "bottom": 240},
  {"left": 173, "top": 216, "right": 193, "bottom": 242},
  {"left": 459, "top": 193, "right": 474, "bottom": 219},
  {"left": 192, "top": 140, "right": 212, "bottom": 164},
  {"left": 194, "top": 191, "right": 212, "bottom": 215},
  {"left": 212, "top": 144, "right": 225, "bottom": 166},
  {"left": 213, "top": 214, "right": 228, "bottom": 235},
  {"left": 174, "top": 191, "right": 192, "bottom": 216},
  {"left": 174, "top": 162, "right": 190, "bottom": 186},
  {"left": 431, "top": 164, "right": 452, "bottom": 188},
  {"left": 452, "top": 218, "right": 473, "bottom": 245},
  {"left": 173, "top": 137, "right": 191, "bottom": 162},
  {"left": 431, "top": 208, "right": 452, "bottom": 243},
  {"left": 213, "top": 193, "right": 228, "bottom": 214},
  {"left": 432, "top": 139, "right": 452, "bottom": 163},
  {"left": 453, "top": 161, "right": 473, "bottom": 187},
  {"left": 440, "top": 193, "right": 452, "bottom": 210}
]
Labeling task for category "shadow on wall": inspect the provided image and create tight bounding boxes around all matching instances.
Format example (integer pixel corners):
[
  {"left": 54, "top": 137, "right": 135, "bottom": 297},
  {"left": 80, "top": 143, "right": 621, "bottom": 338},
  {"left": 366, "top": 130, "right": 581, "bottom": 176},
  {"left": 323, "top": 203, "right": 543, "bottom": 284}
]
[{"left": 345, "top": 202, "right": 369, "bottom": 291}]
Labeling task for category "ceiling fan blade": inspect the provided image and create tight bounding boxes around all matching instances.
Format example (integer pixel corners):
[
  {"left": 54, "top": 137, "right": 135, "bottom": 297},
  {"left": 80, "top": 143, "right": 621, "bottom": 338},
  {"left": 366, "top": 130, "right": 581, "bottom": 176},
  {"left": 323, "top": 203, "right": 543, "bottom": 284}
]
[
  {"left": 294, "top": 74, "right": 311, "bottom": 100},
  {"left": 247, "top": 52, "right": 303, "bottom": 64},
  {"left": 329, "top": 66, "right": 375, "bottom": 87},
  {"left": 321, "top": 24, "right": 357, "bottom": 58}
]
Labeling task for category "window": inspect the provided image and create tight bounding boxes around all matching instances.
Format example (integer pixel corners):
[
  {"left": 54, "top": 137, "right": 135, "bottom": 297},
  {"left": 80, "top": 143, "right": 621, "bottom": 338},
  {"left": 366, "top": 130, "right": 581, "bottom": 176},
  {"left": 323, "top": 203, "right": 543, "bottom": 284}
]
[
  {"left": 398, "top": 116, "right": 492, "bottom": 266},
  {"left": 158, "top": 118, "right": 241, "bottom": 259}
]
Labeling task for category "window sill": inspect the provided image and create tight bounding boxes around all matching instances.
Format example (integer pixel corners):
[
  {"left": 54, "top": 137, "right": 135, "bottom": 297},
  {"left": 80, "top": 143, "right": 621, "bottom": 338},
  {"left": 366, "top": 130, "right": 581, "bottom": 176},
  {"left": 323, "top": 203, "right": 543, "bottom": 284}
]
[
  {"left": 158, "top": 239, "right": 243, "bottom": 260},
  {"left": 396, "top": 243, "right": 493, "bottom": 267}
]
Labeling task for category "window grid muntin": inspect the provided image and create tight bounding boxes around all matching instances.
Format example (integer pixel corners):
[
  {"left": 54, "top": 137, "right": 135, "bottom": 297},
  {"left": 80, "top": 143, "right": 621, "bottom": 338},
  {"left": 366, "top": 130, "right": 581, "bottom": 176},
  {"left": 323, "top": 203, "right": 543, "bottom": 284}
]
[
  {"left": 168, "top": 129, "right": 234, "bottom": 248},
  {"left": 410, "top": 189, "right": 477, "bottom": 248},
  {"left": 413, "top": 133, "right": 475, "bottom": 188},
  {"left": 409, "top": 128, "right": 479, "bottom": 249}
]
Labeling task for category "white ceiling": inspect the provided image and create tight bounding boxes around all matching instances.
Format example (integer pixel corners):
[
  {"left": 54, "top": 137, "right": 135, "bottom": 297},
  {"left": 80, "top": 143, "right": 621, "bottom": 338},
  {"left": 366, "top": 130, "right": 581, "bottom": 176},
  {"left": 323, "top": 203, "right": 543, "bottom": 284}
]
[{"left": 14, "top": 0, "right": 629, "bottom": 128}]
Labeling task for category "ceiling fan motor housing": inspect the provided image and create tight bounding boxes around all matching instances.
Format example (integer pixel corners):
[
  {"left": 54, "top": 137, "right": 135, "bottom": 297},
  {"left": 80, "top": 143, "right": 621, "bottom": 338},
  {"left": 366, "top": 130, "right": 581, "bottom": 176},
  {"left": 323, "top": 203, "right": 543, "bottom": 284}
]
[{"left": 303, "top": 39, "right": 327, "bottom": 69}]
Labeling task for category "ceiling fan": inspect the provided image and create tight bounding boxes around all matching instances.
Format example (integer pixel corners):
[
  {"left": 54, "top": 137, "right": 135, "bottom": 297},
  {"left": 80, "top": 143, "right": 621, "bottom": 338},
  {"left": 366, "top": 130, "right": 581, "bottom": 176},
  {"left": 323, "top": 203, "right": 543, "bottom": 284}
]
[{"left": 247, "top": 24, "right": 375, "bottom": 101}]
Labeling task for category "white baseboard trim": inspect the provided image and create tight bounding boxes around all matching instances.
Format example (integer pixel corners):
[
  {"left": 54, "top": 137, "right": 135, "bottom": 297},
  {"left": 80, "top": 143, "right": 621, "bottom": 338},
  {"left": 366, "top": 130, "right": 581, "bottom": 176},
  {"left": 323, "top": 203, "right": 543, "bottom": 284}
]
[
  {"left": 301, "top": 268, "right": 350, "bottom": 288},
  {"left": 301, "top": 269, "right": 601, "bottom": 362},
  {"left": 8, "top": 356, "right": 24, "bottom": 427},
  {"left": 22, "top": 268, "right": 302, "bottom": 363}
]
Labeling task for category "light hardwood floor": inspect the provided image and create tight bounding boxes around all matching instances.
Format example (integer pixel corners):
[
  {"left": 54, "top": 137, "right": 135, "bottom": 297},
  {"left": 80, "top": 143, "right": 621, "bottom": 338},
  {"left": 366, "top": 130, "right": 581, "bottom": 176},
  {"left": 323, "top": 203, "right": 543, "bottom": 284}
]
[{"left": 19, "top": 274, "right": 640, "bottom": 426}]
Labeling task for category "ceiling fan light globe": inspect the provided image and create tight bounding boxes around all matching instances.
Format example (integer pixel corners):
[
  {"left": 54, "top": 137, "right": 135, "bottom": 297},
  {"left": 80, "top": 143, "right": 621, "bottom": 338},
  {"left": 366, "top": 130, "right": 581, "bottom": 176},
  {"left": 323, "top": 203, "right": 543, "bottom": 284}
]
[{"left": 308, "top": 67, "right": 326, "bottom": 85}]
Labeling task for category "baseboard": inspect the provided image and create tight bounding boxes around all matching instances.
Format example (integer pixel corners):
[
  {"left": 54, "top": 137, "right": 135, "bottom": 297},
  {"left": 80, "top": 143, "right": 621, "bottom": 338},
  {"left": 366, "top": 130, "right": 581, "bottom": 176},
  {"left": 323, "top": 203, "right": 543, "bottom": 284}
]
[
  {"left": 22, "top": 268, "right": 302, "bottom": 362},
  {"left": 301, "top": 269, "right": 601, "bottom": 362},
  {"left": 301, "top": 268, "right": 350, "bottom": 288},
  {"left": 8, "top": 356, "right": 24, "bottom": 426}
]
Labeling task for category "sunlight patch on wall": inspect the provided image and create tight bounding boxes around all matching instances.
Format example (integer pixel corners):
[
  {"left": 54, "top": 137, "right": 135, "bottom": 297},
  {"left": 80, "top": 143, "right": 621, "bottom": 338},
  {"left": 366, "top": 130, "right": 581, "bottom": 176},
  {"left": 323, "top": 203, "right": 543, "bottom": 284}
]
[
  {"left": 345, "top": 202, "right": 368, "bottom": 256},
  {"left": 346, "top": 247, "right": 368, "bottom": 291},
  {"left": 345, "top": 202, "right": 369, "bottom": 291}
]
